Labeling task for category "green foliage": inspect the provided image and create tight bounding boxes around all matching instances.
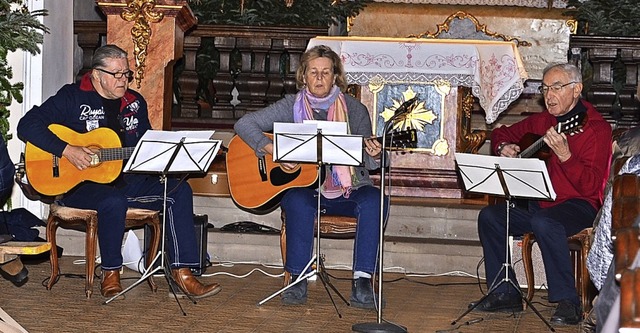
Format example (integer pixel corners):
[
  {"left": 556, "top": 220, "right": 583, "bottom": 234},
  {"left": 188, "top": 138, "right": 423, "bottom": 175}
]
[
  {"left": 0, "top": 0, "right": 47, "bottom": 142},
  {"left": 189, "top": 0, "right": 371, "bottom": 27},
  {"left": 565, "top": 0, "right": 640, "bottom": 36}
]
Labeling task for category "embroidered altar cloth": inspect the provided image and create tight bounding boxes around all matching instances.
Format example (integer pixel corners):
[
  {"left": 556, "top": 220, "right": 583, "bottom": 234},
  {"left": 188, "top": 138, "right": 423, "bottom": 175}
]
[{"left": 307, "top": 36, "right": 529, "bottom": 124}]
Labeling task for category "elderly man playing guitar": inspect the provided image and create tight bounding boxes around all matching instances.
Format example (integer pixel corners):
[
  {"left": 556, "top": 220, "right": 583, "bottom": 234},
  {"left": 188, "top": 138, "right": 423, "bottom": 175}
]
[
  {"left": 468, "top": 63, "right": 612, "bottom": 325},
  {"left": 17, "top": 45, "right": 221, "bottom": 300}
]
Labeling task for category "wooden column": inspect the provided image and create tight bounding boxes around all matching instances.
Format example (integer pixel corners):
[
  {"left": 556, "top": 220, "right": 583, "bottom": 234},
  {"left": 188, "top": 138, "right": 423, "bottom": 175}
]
[{"left": 96, "top": 0, "right": 196, "bottom": 130}]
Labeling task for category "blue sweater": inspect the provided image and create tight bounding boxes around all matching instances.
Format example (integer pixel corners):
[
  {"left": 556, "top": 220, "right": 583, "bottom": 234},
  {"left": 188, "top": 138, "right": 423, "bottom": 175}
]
[{"left": 17, "top": 73, "right": 151, "bottom": 157}]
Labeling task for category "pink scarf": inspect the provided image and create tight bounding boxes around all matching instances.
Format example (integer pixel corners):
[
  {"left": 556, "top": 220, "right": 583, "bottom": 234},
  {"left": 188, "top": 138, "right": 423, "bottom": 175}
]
[{"left": 293, "top": 86, "right": 355, "bottom": 198}]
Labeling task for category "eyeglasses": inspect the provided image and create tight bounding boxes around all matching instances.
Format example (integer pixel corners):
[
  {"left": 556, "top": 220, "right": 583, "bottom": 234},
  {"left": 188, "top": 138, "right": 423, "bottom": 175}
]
[
  {"left": 538, "top": 81, "right": 577, "bottom": 95},
  {"left": 95, "top": 68, "right": 134, "bottom": 82}
]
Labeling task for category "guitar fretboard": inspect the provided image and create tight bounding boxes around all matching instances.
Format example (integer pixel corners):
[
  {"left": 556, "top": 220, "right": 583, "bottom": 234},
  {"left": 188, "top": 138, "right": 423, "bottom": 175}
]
[
  {"left": 519, "top": 139, "right": 543, "bottom": 159},
  {"left": 98, "top": 147, "right": 135, "bottom": 162}
]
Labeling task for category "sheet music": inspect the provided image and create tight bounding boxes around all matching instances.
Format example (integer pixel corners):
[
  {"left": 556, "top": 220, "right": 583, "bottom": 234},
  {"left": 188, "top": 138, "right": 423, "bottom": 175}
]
[
  {"left": 455, "top": 153, "right": 556, "bottom": 200},
  {"left": 124, "top": 130, "right": 221, "bottom": 173},
  {"left": 273, "top": 122, "right": 363, "bottom": 166}
]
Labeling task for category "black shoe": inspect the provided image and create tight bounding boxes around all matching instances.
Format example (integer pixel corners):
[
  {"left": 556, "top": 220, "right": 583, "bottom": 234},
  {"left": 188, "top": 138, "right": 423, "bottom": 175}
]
[
  {"left": 350, "top": 277, "right": 385, "bottom": 309},
  {"left": 281, "top": 275, "right": 307, "bottom": 305},
  {"left": 468, "top": 292, "right": 523, "bottom": 312},
  {"left": 550, "top": 299, "right": 581, "bottom": 325},
  {"left": 0, "top": 258, "right": 28, "bottom": 287}
]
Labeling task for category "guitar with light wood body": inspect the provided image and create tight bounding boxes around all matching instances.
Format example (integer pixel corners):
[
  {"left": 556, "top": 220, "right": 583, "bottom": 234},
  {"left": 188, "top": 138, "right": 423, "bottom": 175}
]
[
  {"left": 226, "top": 129, "right": 417, "bottom": 214},
  {"left": 25, "top": 124, "right": 133, "bottom": 196}
]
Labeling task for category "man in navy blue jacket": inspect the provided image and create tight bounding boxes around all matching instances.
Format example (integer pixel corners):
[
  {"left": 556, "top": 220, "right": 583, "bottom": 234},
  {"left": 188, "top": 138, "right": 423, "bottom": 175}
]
[{"left": 17, "top": 45, "right": 221, "bottom": 300}]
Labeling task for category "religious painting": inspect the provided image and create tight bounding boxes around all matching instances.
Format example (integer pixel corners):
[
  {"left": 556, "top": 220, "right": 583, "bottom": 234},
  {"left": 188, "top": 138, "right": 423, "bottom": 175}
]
[{"left": 369, "top": 78, "right": 451, "bottom": 156}]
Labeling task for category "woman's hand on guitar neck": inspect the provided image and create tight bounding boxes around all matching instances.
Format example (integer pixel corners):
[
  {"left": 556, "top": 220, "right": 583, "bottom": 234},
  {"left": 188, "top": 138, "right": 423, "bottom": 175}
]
[
  {"left": 62, "top": 145, "right": 98, "bottom": 170},
  {"left": 543, "top": 127, "right": 571, "bottom": 162},
  {"left": 261, "top": 142, "right": 298, "bottom": 171},
  {"left": 364, "top": 136, "right": 382, "bottom": 158}
]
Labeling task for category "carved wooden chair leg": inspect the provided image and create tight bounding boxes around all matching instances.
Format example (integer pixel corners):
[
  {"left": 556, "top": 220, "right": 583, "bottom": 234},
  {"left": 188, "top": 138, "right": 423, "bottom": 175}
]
[
  {"left": 46, "top": 215, "right": 59, "bottom": 291},
  {"left": 521, "top": 233, "right": 536, "bottom": 307}
]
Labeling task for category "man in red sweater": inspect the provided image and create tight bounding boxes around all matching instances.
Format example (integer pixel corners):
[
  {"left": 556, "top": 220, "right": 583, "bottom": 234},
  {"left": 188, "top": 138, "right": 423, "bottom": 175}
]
[{"left": 469, "top": 63, "right": 612, "bottom": 325}]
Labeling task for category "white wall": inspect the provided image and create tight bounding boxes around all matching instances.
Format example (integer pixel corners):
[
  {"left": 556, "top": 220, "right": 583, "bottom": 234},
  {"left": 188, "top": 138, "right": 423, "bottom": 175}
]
[{"left": 7, "top": 0, "right": 74, "bottom": 216}]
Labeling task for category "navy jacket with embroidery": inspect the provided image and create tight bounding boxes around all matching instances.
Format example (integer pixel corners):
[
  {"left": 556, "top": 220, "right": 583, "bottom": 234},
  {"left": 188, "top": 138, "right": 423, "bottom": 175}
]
[{"left": 17, "top": 72, "right": 151, "bottom": 158}]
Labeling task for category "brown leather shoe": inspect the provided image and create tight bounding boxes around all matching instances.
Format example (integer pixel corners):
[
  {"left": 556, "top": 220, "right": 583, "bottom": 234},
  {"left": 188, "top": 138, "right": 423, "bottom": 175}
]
[
  {"left": 101, "top": 269, "right": 123, "bottom": 298},
  {"left": 171, "top": 268, "right": 221, "bottom": 299}
]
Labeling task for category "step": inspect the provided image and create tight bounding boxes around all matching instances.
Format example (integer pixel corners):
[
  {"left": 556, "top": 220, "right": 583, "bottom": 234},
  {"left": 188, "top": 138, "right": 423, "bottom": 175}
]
[
  {"left": 46, "top": 196, "right": 486, "bottom": 275},
  {"left": 0, "top": 241, "right": 51, "bottom": 263}
]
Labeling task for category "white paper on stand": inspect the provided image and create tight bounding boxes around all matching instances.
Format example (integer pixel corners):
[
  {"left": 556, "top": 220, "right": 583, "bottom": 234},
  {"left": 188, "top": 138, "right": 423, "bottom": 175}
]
[
  {"left": 455, "top": 153, "right": 556, "bottom": 200},
  {"left": 123, "top": 130, "right": 221, "bottom": 174}
]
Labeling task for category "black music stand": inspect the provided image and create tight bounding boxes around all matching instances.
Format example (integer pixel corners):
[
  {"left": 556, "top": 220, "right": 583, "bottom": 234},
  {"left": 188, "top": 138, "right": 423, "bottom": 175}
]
[
  {"left": 103, "top": 130, "right": 221, "bottom": 309},
  {"left": 451, "top": 152, "right": 556, "bottom": 331},
  {"left": 257, "top": 123, "right": 363, "bottom": 317}
]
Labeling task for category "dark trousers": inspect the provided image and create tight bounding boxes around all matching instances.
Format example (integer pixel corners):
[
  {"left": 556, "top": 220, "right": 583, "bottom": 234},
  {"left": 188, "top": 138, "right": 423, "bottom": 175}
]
[
  {"left": 60, "top": 175, "right": 199, "bottom": 270},
  {"left": 477, "top": 199, "right": 595, "bottom": 304}
]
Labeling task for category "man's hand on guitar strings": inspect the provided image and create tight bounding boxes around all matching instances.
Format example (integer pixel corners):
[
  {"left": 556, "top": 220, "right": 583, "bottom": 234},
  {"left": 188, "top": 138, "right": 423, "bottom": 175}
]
[
  {"left": 498, "top": 143, "right": 520, "bottom": 157},
  {"left": 543, "top": 127, "right": 571, "bottom": 162},
  {"left": 62, "top": 145, "right": 98, "bottom": 170}
]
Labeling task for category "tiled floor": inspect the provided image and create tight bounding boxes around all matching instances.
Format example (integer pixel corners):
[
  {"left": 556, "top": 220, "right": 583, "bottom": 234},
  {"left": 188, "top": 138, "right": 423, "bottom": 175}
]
[{"left": 0, "top": 257, "right": 591, "bottom": 332}]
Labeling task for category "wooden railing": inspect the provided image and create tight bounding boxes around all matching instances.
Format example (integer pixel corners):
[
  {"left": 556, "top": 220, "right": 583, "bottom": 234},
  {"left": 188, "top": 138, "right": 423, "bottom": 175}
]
[
  {"left": 570, "top": 35, "right": 640, "bottom": 129},
  {"left": 73, "top": 21, "right": 326, "bottom": 130},
  {"left": 74, "top": 23, "right": 640, "bottom": 131}
]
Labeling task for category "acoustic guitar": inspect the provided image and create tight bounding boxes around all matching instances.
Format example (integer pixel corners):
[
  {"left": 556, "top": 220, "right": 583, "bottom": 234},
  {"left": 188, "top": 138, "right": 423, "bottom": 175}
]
[
  {"left": 25, "top": 124, "right": 133, "bottom": 196},
  {"left": 517, "top": 113, "right": 587, "bottom": 159},
  {"left": 226, "top": 129, "right": 417, "bottom": 214}
]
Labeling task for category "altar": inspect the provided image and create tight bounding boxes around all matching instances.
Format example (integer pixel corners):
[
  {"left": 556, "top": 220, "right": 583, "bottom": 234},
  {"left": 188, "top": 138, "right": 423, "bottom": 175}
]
[{"left": 307, "top": 36, "right": 528, "bottom": 198}]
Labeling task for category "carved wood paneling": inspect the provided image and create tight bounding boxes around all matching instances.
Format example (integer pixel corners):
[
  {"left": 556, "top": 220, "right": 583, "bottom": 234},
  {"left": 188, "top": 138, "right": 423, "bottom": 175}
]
[{"left": 570, "top": 35, "right": 640, "bottom": 129}]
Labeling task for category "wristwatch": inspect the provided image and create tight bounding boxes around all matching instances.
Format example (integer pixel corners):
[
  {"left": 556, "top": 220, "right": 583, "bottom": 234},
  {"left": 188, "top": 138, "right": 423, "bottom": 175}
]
[{"left": 496, "top": 142, "right": 509, "bottom": 155}]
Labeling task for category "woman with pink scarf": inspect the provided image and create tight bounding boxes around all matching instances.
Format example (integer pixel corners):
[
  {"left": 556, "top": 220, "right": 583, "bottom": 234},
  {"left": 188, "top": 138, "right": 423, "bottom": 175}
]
[{"left": 234, "top": 45, "right": 387, "bottom": 308}]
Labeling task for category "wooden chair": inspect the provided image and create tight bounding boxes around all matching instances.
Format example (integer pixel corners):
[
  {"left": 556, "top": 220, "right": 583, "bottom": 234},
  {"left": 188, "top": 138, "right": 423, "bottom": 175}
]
[
  {"left": 46, "top": 203, "right": 161, "bottom": 298},
  {"left": 521, "top": 228, "right": 595, "bottom": 316},
  {"left": 280, "top": 210, "right": 357, "bottom": 286}
]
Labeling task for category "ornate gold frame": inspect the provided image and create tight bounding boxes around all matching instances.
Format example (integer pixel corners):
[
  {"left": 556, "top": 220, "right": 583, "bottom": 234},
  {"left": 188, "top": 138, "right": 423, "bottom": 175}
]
[{"left": 408, "top": 11, "right": 532, "bottom": 47}]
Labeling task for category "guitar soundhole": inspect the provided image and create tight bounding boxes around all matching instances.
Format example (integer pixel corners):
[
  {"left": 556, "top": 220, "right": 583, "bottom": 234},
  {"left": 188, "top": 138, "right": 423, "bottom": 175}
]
[{"left": 270, "top": 167, "right": 302, "bottom": 186}]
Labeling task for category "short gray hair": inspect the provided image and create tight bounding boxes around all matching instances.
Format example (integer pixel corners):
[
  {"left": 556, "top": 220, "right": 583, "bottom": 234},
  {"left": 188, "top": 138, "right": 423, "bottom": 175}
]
[
  {"left": 91, "top": 44, "right": 128, "bottom": 69},
  {"left": 542, "top": 63, "right": 582, "bottom": 83}
]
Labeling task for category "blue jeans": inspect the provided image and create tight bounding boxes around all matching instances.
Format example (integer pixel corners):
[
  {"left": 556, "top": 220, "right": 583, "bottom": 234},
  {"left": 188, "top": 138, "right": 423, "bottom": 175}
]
[
  {"left": 60, "top": 175, "right": 199, "bottom": 270},
  {"left": 280, "top": 185, "right": 387, "bottom": 275},
  {"left": 477, "top": 199, "right": 596, "bottom": 303}
]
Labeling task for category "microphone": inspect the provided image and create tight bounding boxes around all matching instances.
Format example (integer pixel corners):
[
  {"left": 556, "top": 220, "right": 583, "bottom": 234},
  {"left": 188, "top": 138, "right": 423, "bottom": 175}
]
[{"left": 393, "top": 96, "right": 418, "bottom": 117}]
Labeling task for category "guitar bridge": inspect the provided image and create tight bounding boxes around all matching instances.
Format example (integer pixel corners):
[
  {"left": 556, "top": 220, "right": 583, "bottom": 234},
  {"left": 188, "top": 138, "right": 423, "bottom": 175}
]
[
  {"left": 52, "top": 155, "right": 59, "bottom": 178},
  {"left": 258, "top": 156, "right": 267, "bottom": 182}
]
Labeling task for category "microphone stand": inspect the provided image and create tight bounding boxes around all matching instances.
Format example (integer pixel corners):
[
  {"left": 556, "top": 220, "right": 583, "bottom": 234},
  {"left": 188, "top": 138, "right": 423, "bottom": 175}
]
[{"left": 352, "top": 98, "right": 416, "bottom": 333}]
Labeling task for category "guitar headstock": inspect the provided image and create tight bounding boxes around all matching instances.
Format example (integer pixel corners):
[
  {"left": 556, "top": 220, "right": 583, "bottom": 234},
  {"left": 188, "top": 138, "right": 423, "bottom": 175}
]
[
  {"left": 558, "top": 112, "right": 588, "bottom": 136},
  {"left": 384, "top": 129, "right": 418, "bottom": 149}
]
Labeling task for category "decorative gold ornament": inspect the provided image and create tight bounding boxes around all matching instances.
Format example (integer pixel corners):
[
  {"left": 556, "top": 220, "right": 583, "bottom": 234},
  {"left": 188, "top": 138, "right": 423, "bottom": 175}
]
[
  {"left": 121, "top": 0, "right": 164, "bottom": 88},
  {"left": 566, "top": 19, "right": 578, "bottom": 35},
  {"left": 457, "top": 87, "right": 486, "bottom": 154},
  {"left": 408, "top": 11, "right": 531, "bottom": 48}
]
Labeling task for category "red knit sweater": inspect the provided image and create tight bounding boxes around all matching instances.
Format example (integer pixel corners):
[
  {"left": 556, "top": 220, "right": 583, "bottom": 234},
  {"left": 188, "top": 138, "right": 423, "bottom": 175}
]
[{"left": 491, "top": 100, "right": 612, "bottom": 210}]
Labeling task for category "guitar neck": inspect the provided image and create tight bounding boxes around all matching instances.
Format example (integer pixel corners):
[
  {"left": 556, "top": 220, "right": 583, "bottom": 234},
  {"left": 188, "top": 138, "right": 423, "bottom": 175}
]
[
  {"left": 98, "top": 146, "right": 135, "bottom": 162},
  {"left": 518, "top": 137, "right": 544, "bottom": 158},
  {"left": 517, "top": 121, "right": 565, "bottom": 159}
]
